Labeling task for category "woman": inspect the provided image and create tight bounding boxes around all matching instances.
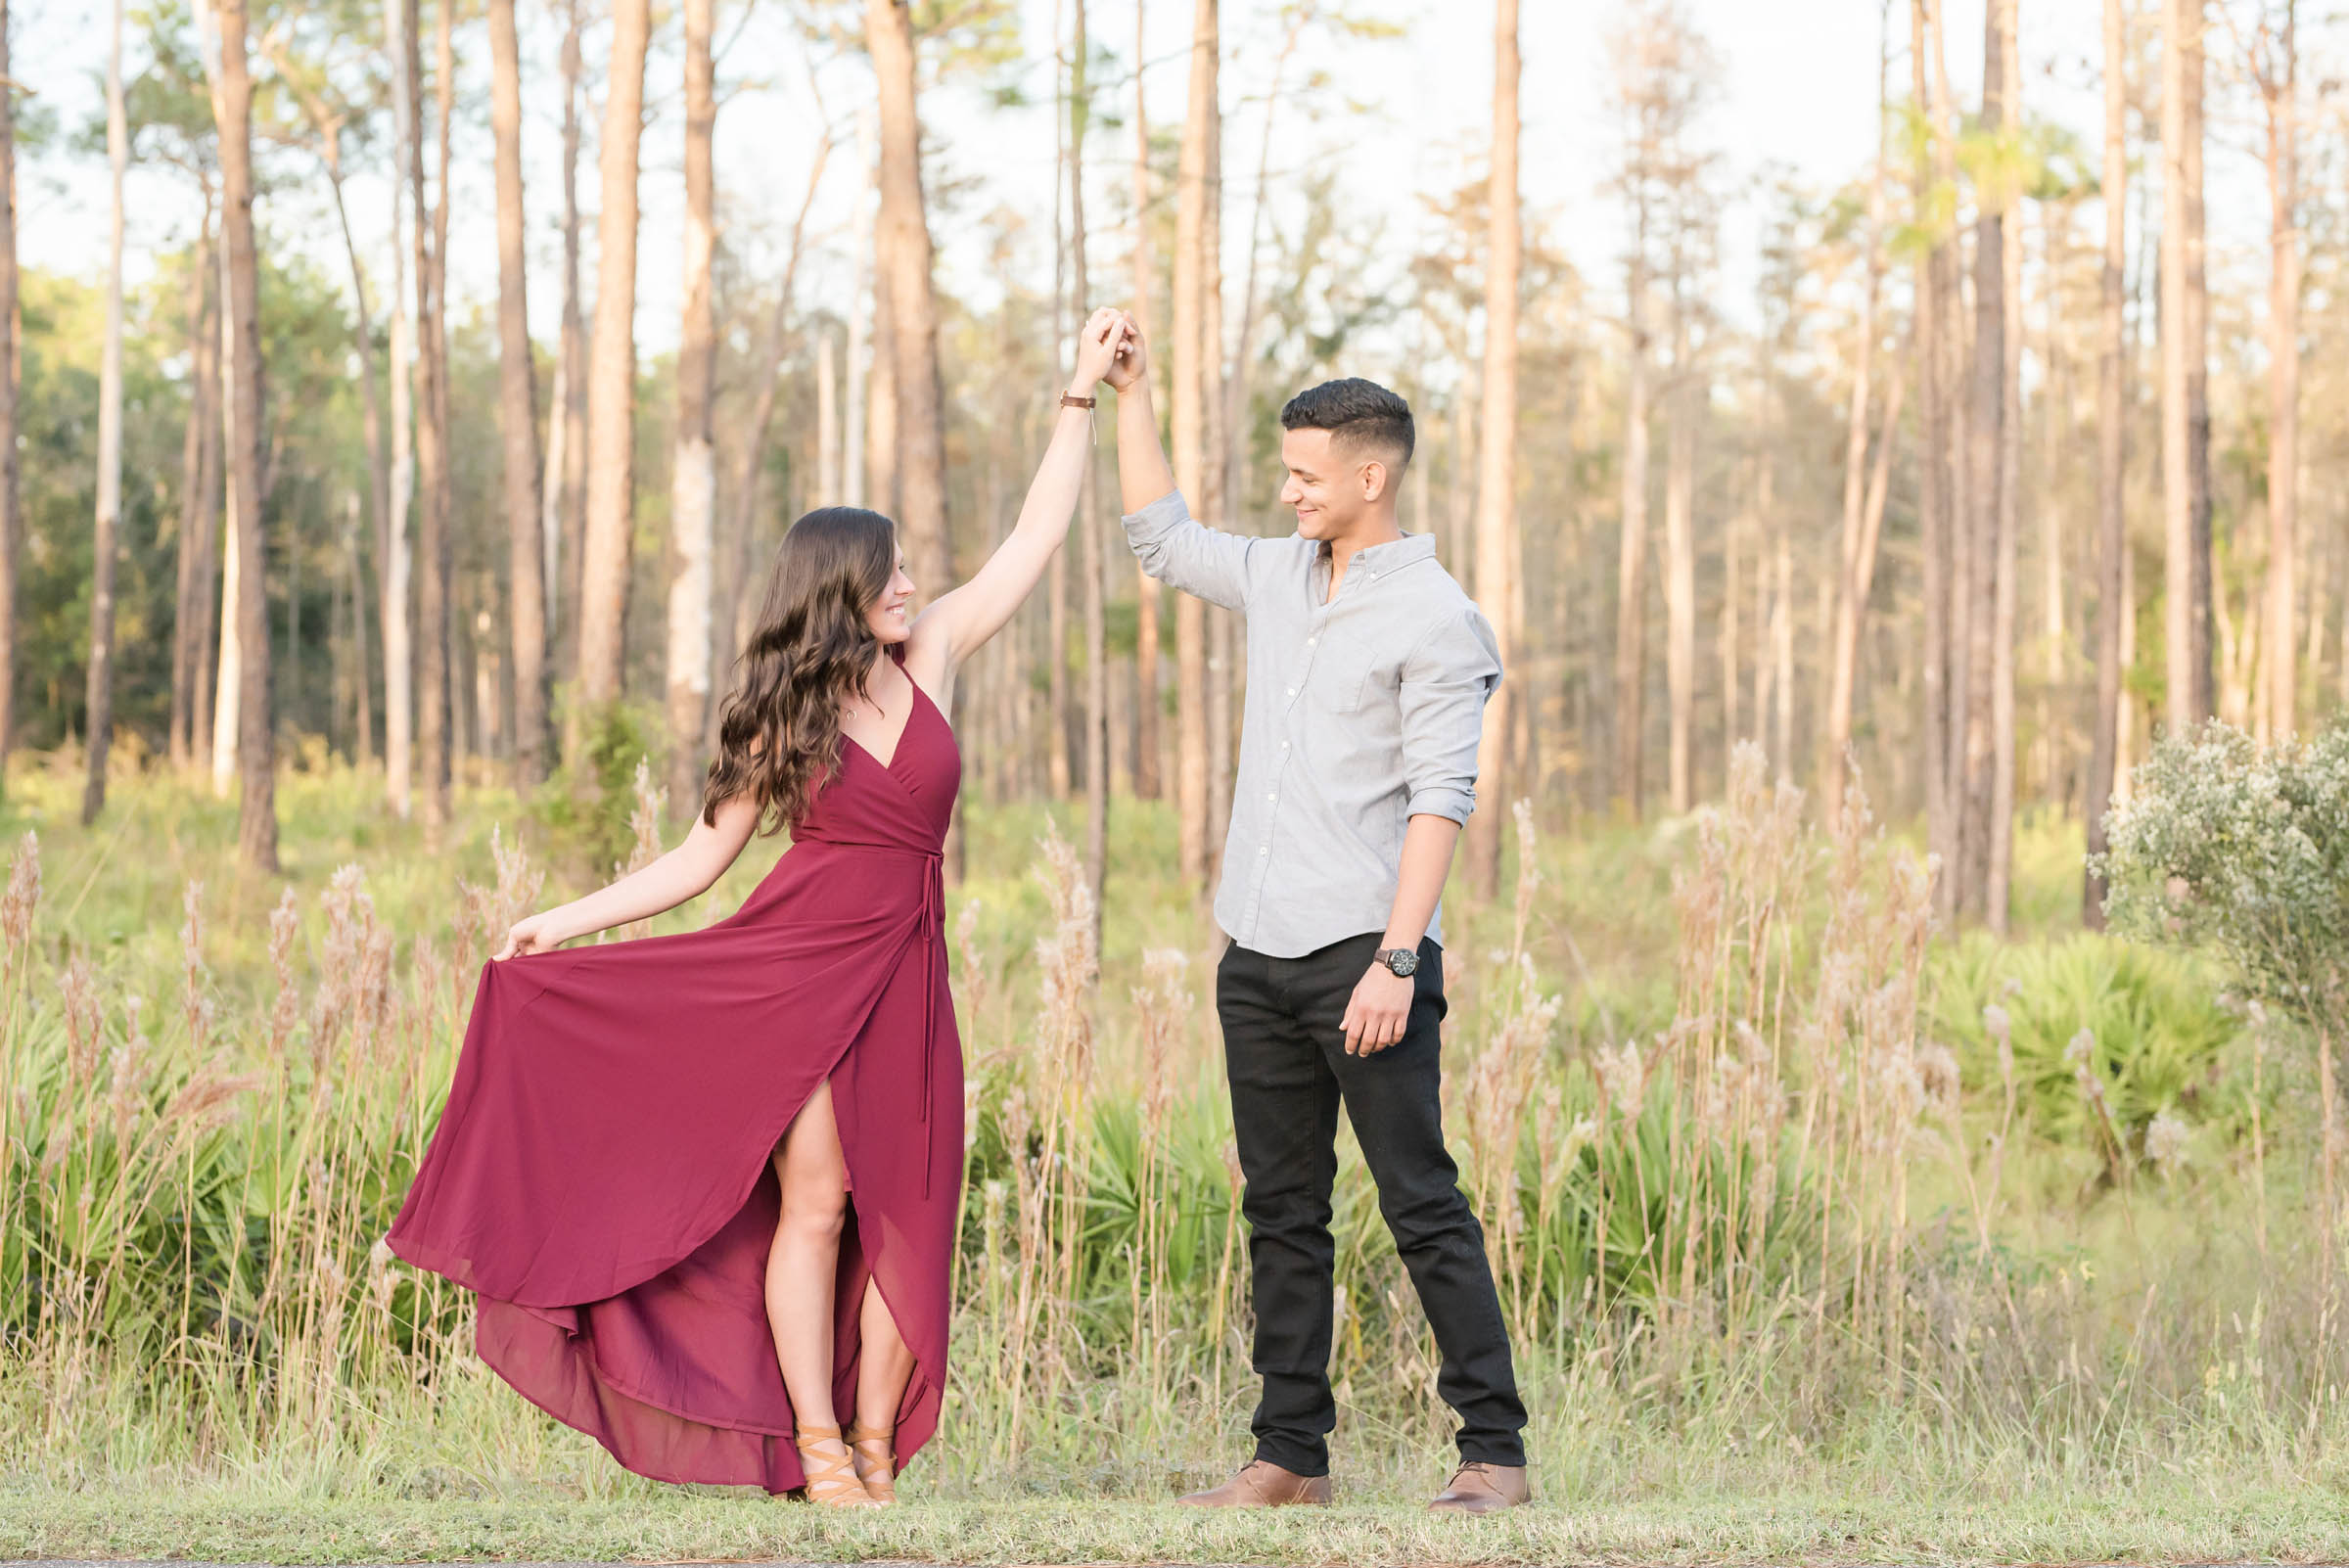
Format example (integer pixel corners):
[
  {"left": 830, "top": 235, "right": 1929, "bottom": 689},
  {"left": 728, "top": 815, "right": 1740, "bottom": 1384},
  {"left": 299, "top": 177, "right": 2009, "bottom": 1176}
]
[{"left": 388, "top": 309, "right": 1132, "bottom": 1505}]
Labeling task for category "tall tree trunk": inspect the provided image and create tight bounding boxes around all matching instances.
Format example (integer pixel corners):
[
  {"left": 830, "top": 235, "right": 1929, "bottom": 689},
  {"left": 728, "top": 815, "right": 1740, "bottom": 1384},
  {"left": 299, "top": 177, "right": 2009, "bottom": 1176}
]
[
  {"left": 2215, "top": 553, "right": 2251, "bottom": 726},
  {"left": 817, "top": 328, "right": 840, "bottom": 504},
  {"left": 344, "top": 493, "right": 371, "bottom": 766},
  {"left": 1409, "top": 369, "right": 1433, "bottom": 546},
  {"left": 576, "top": 0, "right": 652, "bottom": 711},
  {"left": 472, "top": 598, "right": 495, "bottom": 763},
  {"left": 1467, "top": 0, "right": 1520, "bottom": 885},
  {"left": 1171, "top": 0, "right": 1219, "bottom": 888},
  {"left": 84, "top": 0, "right": 129, "bottom": 825},
  {"left": 2307, "top": 540, "right": 2328, "bottom": 680},
  {"left": 1201, "top": 66, "right": 1231, "bottom": 878},
  {"left": 2336, "top": 558, "right": 2348, "bottom": 713},
  {"left": 1508, "top": 496, "right": 1530, "bottom": 788},
  {"left": 1449, "top": 382, "right": 1474, "bottom": 581},
  {"left": 1986, "top": 0, "right": 2022, "bottom": 933},
  {"left": 317, "top": 161, "right": 383, "bottom": 771},
  {"left": 1749, "top": 465, "right": 1772, "bottom": 751},
  {"left": 1662, "top": 267, "right": 1693, "bottom": 816},
  {"left": 864, "top": 231, "right": 898, "bottom": 517},
  {"left": 1048, "top": 12, "right": 1072, "bottom": 803},
  {"left": 1926, "top": 0, "right": 1968, "bottom": 910},
  {"left": 1856, "top": 373, "right": 1905, "bottom": 752},
  {"left": 862, "top": 103, "right": 900, "bottom": 524},
  {"left": 1955, "top": 0, "right": 2008, "bottom": 923},
  {"left": 434, "top": 0, "right": 457, "bottom": 777},
  {"left": 490, "top": 0, "right": 548, "bottom": 788},
  {"left": 1073, "top": 0, "right": 1108, "bottom": 919},
  {"left": 408, "top": 0, "right": 454, "bottom": 830},
  {"left": 170, "top": 211, "right": 220, "bottom": 771},
  {"left": 1130, "top": 0, "right": 1162, "bottom": 802},
  {"left": 1612, "top": 224, "right": 1650, "bottom": 819},
  {"left": 2036, "top": 206, "right": 2066, "bottom": 798},
  {"left": 1912, "top": 0, "right": 1951, "bottom": 885},
  {"left": 2162, "top": 0, "right": 2214, "bottom": 730},
  {"left": 1772, "top": 525, "right": 1791, "bottom": 770},
  {"left": 667, "top": 0, "right": 717, "bottom": 810},
  {"left": 2261, "top": 3, "right": 2298, "bottom": 740},
  {"left": 2117, "top": 542, "right": 2139, "bottom": 801},
  {"left": 1825, "top": 4, "right": 1892, "bottom": 819},
  {"left": 545, "top": 0, "right": 586, "bottom": 685},
  {"left": 2085, "top": 0, "right": 2128, "bottom": 922},
  {"left": 207, "top": 0, "right": 277, "bottom": 870},
  {"left": 866, "top": 0, "right": 951, "bottom": 595},
  {"left": 2184, "top": 1, "right": 2215, "bottom": 732},
  {"left": 846, "top": 106, "right": 874, "bottom": 511},
  {"left": 985, "top": 262, "right": 1022, "bottom": 802},
  {"left": 209, "top": 453, "right": 240, "bottom": 797},
  {"left": 0, "top": 0, "right": 16, "bottom": 778},
  {"left": 382, "top": 0, "right": 416, "bottom": 817},
  {"left": 1721, "top": 491, "right": 1741, "bottom": 759}
]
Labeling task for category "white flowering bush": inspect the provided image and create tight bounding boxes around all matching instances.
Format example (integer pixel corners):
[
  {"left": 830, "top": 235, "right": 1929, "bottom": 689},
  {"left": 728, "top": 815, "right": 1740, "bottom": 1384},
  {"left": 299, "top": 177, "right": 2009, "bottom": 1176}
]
[{"left": 2096, "top": 720, "right": 2349, "bottom": 1030}]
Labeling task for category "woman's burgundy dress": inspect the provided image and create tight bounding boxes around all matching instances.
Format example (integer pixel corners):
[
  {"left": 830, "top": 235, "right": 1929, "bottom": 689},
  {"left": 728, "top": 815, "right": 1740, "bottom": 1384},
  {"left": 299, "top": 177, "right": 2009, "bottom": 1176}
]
[{"left": 387, "top": 679, "right": 961, "bottom": 1495}]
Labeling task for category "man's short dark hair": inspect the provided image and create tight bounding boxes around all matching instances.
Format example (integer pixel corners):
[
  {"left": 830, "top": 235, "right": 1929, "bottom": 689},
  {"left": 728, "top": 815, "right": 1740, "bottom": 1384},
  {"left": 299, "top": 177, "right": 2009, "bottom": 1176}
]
[{"left": 1279, "top": 378, "right": 1414, "bottom": 472}]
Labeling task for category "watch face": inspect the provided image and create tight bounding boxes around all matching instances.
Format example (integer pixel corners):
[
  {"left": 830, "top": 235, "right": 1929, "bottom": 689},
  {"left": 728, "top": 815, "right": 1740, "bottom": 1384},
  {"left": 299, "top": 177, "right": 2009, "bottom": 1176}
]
[{"left": 1385, "top": 948, "right": 1419, "bottom": 977}]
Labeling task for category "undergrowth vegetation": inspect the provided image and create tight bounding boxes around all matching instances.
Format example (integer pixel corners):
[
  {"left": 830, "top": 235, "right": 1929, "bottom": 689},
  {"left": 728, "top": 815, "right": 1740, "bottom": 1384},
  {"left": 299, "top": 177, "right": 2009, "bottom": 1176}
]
[{"left": 1, "top": 729, "right": 2343, "bottom": 1513}]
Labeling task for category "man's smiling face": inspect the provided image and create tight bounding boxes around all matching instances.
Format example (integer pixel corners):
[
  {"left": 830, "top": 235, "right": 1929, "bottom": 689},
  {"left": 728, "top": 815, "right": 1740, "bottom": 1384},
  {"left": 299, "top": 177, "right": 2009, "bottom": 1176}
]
[{"left": 1278, "top": 427, "right": 1384, "bottom": 541}]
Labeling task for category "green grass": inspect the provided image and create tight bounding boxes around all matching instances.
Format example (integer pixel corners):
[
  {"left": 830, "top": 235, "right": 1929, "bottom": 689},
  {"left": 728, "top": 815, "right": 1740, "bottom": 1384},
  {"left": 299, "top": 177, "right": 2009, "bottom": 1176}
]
[{"left": 14, "top": 1484, "right": 2349, "bottom": 1564}]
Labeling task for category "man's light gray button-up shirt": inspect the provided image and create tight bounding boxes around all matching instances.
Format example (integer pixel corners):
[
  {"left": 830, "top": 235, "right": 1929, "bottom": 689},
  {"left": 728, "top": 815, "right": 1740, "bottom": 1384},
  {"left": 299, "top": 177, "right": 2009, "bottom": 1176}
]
[{"left": 1122, "top": 488, "right": 1502, "bottom": 960}]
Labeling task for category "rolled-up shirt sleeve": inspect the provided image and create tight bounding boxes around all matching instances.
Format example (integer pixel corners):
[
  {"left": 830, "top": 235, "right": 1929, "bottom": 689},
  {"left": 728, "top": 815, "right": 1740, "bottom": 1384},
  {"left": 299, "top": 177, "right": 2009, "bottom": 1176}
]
[
  {"left": 1121, "top": 489, "right": 1253, "bottom": 612},
  {"left": 1398, "top": 604, "right": 1502, "bottom": 824}
]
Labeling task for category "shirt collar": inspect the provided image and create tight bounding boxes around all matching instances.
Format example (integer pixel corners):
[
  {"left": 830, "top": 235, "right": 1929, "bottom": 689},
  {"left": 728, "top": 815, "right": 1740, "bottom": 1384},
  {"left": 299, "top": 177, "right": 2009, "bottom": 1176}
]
[
  {"left": 1318, "top": 530, "right": 1437, "bottom": 581},
  {"left": 1354, "top": 532, "right": 1437, "bottom": 570}
]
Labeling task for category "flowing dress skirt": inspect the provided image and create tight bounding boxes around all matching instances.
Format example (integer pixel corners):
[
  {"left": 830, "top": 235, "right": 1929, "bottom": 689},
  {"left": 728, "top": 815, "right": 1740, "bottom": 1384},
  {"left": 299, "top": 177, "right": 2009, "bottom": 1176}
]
[{"left": 389, "top": 684, "right": 963, "bottom": 1494}]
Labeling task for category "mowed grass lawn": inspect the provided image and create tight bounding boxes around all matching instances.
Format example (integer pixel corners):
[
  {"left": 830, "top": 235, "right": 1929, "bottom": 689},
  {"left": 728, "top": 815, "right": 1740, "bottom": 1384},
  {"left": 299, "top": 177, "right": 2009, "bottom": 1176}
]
[{"left": 11, "top": 1481, "right": 2349, "bottom": 1565}]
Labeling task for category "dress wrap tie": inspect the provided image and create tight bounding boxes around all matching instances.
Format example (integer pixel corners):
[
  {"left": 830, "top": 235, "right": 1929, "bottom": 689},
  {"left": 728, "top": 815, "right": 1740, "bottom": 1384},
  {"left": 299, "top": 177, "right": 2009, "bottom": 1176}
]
[{"left": 800, "top": 838, "right": 945, "bottom": 1198}]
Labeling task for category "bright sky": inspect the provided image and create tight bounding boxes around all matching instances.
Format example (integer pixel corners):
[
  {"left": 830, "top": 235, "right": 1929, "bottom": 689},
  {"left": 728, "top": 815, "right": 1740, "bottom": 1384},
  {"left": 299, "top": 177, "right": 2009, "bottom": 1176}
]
[{"left": 8, "top": 0, "right": 2145, "bottom": 378}]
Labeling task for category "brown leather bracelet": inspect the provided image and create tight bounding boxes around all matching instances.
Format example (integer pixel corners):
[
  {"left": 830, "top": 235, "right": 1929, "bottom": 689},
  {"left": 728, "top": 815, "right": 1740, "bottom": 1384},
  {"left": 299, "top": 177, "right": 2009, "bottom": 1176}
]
[{"left": 1060, "top": 392, "right": 1096, "bottom": 410}]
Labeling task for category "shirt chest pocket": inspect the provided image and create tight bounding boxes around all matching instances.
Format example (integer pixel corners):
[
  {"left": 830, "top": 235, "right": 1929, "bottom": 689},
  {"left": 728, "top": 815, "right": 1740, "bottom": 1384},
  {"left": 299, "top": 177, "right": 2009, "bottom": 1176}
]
[{"left": 1315, "top": 627, "right": 1404, "bottom": 715}]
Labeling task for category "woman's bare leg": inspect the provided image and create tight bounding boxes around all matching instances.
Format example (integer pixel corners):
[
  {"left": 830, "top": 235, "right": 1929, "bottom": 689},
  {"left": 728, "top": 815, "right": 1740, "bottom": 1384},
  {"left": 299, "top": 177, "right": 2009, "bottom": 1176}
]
[
  {"left": 853, "top": 1274, "right": 916, "bottom": 1435},
  {"left": 768, "top": 1078, "right": 918, "bottom": 1499},
  {"left": 766, "top": 1080, "right": 851, "bottom": 1431}
]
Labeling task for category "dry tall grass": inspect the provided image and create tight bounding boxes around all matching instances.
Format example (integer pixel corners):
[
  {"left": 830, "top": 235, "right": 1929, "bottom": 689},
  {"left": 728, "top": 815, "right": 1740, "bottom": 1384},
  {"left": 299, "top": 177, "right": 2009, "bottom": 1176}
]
[{"left": 0, "top": 747, "right": 2341, "bottom": 1499}]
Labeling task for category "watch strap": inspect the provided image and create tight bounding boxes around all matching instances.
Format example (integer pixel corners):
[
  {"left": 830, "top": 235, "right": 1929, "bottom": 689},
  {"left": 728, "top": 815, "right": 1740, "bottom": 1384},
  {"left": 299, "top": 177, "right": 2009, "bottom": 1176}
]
[{"left": 1059, "top": 392, "right": 1096, "bottom": 409}]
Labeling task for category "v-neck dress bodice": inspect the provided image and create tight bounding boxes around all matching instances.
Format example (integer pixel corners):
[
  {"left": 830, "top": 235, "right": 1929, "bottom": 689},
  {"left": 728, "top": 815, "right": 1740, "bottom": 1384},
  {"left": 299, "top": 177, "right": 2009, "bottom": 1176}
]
[{"left": 388, "top": 679, "right": 963, "bottom": 1496}]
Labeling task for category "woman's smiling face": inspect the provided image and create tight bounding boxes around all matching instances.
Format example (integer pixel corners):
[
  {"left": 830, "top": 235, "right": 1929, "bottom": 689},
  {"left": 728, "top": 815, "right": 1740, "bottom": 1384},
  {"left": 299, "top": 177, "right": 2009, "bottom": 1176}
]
[{"left": 867, "top": 547, "right": 916, "bottom": 644}]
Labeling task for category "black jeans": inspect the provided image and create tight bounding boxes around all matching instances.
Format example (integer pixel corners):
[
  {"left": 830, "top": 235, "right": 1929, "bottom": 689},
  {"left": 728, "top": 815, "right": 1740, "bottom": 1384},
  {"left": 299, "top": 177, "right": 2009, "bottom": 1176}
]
[{"left": 1216, "top": 930, "right": 1527, "bottom": 1476}]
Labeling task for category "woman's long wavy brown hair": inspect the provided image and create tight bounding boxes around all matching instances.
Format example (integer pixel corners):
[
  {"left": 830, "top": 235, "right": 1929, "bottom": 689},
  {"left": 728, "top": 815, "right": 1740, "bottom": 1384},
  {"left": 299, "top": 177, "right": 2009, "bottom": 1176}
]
[{"left": 701, "top": 507, "right": 899, "bottom": 832}]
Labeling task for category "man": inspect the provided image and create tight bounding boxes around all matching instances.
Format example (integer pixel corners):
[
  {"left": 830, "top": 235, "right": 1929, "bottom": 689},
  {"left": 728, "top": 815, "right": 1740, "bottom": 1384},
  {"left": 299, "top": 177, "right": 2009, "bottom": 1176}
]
[{"left": 1104, "top": 316, "right": 1529, "bottom": 1514}]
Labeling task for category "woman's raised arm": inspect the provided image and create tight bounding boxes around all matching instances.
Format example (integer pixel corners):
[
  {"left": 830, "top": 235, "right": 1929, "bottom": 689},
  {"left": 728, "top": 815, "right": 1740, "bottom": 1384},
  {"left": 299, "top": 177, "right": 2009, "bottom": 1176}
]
[
  {"left": 907, "top": 307, "right": 1128, "bottom": 677},
  {"left": 492, "top": 789, "right": 765, "bottom": 958}
]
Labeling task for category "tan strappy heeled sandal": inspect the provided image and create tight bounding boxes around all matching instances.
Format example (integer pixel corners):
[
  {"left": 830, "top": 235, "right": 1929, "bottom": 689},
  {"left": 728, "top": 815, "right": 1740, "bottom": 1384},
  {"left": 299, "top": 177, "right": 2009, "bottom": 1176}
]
[
  {"left": 795, "top": 1423, "right": 882, "bottom": 1507},
  {"left": 845, "top": 1420, "right": 898, "bottom": 1504}
]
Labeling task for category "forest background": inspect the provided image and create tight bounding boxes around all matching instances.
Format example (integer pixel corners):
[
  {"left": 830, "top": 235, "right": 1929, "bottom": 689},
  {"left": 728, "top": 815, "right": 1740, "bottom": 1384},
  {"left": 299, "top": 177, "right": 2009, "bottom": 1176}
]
[{"left": 10, "top": 0, "right": 2349, "bottom": 1561}]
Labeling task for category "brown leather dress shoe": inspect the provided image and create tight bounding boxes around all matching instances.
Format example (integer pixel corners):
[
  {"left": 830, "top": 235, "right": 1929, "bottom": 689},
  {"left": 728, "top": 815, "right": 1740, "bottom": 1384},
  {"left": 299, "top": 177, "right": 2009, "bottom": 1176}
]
[
  {"left": 1175, "top": 1458, "right": 1333, "bottom": 1507},
  {"left": 1428, "top": 1460, "right": 1531, "bottom": 1513}
]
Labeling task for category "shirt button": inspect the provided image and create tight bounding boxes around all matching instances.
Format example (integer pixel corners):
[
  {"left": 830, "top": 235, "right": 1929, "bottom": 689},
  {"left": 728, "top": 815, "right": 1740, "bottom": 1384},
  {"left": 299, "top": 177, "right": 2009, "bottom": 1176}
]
[
  {"left": 1259, "top": 846, "right": 1268, "bottom": 855},
  {"left": 1285, "top": 687, "right": 1296, "bottom": 696},
  {"left": 1307, "top": 636, "right": 1316, "bottom": 646},
  {"left": 1267, "top": 793, "right": 1276, "bottom": 802}
]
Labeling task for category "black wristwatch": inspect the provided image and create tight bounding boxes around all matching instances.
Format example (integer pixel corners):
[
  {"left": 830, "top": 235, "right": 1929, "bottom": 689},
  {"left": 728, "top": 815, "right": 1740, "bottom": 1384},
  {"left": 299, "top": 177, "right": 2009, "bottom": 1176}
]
[{"left": 1373, "top": 946, "right": 1419, "bottom": 978}]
